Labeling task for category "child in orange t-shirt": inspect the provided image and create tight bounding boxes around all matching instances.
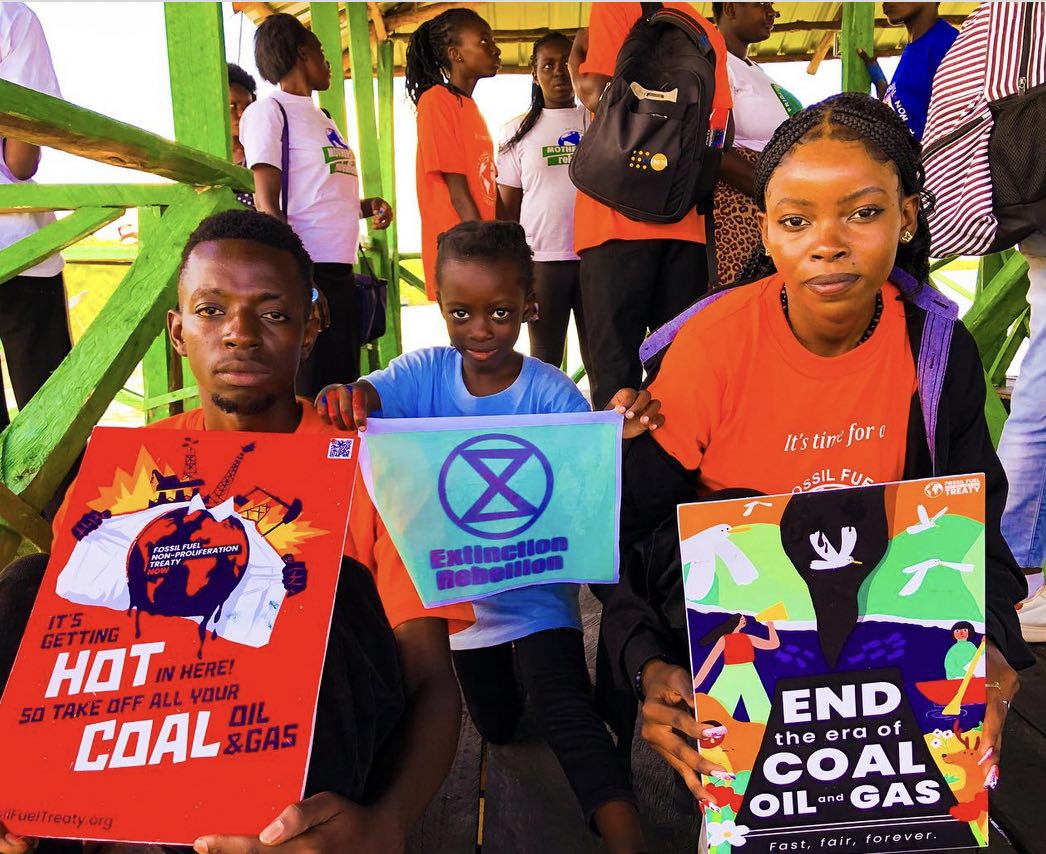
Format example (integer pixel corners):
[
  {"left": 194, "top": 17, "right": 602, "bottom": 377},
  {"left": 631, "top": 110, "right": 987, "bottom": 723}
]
[{"left": 406, "top": 8, "right": 501, "bottom": 300}]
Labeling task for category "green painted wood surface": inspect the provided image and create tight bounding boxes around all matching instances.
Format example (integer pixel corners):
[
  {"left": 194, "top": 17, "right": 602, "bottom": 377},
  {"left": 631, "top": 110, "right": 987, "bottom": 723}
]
[
  {"left": 376, "top": 37, "right": 403, "bottom": 366},
  {"left": 312, "top": 2, "right": 349, "bottom": 136},
  {"left": 140, "top": 206, "right": 182, "bottom": 423},
  {"left": 165, "top": 3, "right": 232, "bottom": 159},
  {"left": 346, "top": 3, "right": 384, "bottom": 203},
  {"left": 963, "top": 250, "right": 1031, "bottom": 372},
  {"left": 64, "top": 244, "right": 138, "bottom": 263},
  {"left": 0, "top": 188, "right": 240, "bottom": 511},
  {"left": 0, "top": 80, "right": 252, "bottom": 189},
  {"left": 840, "top": 3, "right": 875, "bottom": 93},
  {"left": 0, "top": 183, "right": 193, "bottom": 213},
  {"left": 0, "top": 207, "right": 123, "bottom": 285}
]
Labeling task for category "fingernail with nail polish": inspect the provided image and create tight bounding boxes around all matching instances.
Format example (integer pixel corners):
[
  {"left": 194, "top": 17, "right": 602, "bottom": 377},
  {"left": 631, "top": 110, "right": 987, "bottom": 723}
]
[
  {"left": 984, "top": 766, "right": 1000, "bottom": 790},
  {"left": 978, "top": 747, "right": 994, "bottom": 766}
]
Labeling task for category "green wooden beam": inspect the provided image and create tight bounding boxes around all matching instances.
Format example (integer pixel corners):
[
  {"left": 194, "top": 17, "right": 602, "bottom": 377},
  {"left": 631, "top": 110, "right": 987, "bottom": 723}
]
[
  {"left": 0, "top": 183, "right": 193, "bottom": 213},
  {"left": 165, "top": 2, "right": 231, "bottom": 159},
  {"left": 311, "top": 2, "right": 349, "bottom": 136},
  {"left": 139, "top": 205, "right": 184, "bottom": 423},
  {"left": 0, "top": 207, "right": 123, "bottom": 285},
  {"left": 840, "top": 3, "right": 875, "bottom": 93},
  {"left": 0, "top": 480, "right": 52, "bottom": 552},
  {"left": 0, "top": 80, "right": 251, "bottom": 189},
  {"left": 346, "top": 3, "right": 383, "bottom": 202},
  {"left": 0, "top": 188, "right": 240, "bottom": 510},
  {"left": 376, "top": 37, "right": 402, "bottom": 366},
  {"left": 963, "top": 251, "right": 1031, "bottom": 371}
]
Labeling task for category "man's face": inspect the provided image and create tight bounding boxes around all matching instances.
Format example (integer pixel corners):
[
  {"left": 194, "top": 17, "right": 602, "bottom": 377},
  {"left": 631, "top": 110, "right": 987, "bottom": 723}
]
[{"left": 168, "top": 239, "right": 316, "bottom": 418}]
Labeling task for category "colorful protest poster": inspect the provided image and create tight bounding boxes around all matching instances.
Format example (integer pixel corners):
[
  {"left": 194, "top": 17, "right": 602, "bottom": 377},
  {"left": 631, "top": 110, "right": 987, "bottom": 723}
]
[
  {"left": 680, "top": 475, "right": 989, "bottom": 853},
  {"left": 360, "top": 412, "right": 621, "bottom": 606},
  {"left": 0, "top": 427, "right": 358, "bottom": 844}
]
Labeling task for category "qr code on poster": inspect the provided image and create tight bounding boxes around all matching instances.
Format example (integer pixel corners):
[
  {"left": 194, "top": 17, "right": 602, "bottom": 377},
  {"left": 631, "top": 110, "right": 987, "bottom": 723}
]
[{"left": 327, "top": 438, "right": 355, "bottom": 459}]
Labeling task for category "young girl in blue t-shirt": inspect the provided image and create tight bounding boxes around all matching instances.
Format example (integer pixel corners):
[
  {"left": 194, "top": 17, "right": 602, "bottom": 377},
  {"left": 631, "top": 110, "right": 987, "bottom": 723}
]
[{"left": 317, "top": 220, "right": 661, "bottom": 851}]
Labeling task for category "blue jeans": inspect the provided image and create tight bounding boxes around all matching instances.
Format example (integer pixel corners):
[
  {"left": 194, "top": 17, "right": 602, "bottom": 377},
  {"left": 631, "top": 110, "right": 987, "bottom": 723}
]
[{"left": 998, "top": 231, "right": 1046, "bottom": 571}]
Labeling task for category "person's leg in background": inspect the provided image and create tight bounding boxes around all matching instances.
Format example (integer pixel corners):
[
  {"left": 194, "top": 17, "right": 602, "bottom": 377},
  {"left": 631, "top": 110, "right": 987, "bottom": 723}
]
[
  {"left": 999, "top": 231, "right": 1046, "bottom": 638},
  {"left": 649, "top": 240, "right": 708, "bottom": 335},
  {"left": 514, "top": 628, "right": 643, "bottom": 849},
  {"left": 0, "top": 272, "right": 73, "bottom": 432},
  {"left": 296, "top": 262, "right": 360, "bottom": 399},
  {"left": 528, "top": 261, "right": 578, "bottom": 367},
  {"left": 579, "top": 240, "right": 661, "bottom": 411},
  {"left": 452, "top": 642, "right": 524, "bottom": 744}
]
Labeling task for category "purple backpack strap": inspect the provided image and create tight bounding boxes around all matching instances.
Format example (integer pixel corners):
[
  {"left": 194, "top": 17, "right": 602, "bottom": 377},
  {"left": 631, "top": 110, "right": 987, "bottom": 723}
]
[
  {"left": 889, "top": 266, "right": 959, "bottom": 474},
  {"left": 275, "top": 100, "right": 290, "bottom": 217},
  {"left": 639, "top": 288, "right": 732, "bottom": 363}
]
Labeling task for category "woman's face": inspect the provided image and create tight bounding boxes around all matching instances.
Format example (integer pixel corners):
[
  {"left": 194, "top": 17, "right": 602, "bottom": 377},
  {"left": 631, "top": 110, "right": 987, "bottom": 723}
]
[
  {"left": 759, "top": 137, "right": 918, "bottom": 325},
  {"left": 300, "top": 33, "right": 332, "bottom": 91},
  {"left": 228, "top": 83, "right": 253, "bottom": 137},
  {"left": 449, "top": 20, "right": 501, "bottom": 80},
  {"left": 737, "top": 615, "right": 747, "bottom": 631},
  {"left": 534, "top": 40, "right": 573, "bottom": 108}
]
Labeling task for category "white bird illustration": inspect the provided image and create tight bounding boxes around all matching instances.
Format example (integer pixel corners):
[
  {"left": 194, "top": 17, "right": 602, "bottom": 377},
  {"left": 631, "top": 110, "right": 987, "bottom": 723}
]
[
  {"left": 681, "top": 523, "right": 757, "bottom": 601},
  {"left": 808, "top": 527, "right": 861, "bottom": 570},
  {"left": 906, "top": 504, "right": 949, "bottom": 536},
  {"left": 898, "top": 559, "right": 974, "bottom": 596},
  {"left": 742, "top": 500, "right": 774, "bottom": 518}
]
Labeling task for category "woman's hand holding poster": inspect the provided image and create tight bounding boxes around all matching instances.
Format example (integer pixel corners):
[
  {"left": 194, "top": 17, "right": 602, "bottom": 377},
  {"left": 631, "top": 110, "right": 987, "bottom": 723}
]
[{"left": 680, "top": 475, "right": 989, "bottom": 853}]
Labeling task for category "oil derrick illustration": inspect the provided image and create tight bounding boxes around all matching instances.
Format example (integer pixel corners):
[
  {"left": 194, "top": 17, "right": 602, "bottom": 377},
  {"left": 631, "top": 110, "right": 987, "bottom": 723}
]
[{"left": 208, "top": 443, "right": 256, "bottom": 504}]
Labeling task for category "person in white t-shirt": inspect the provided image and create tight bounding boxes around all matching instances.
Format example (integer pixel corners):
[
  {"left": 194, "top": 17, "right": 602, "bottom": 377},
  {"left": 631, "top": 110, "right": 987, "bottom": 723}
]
[
  {"left": 496, "top": 33, "right": 590, "bottom": 369},
  {"left": 0, "top": 3, "right": 72, "bottom": 432},
  {"left": 240, "top": 13, "right": 392, "bottom": 393},
  {"left": 711, "top": 2, "right": 799, "bottom": 284}
]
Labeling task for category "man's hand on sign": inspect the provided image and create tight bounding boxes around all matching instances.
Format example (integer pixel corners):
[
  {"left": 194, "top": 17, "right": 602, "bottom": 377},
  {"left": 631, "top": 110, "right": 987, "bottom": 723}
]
[
  {"left": 606, "top": 388, "right": 664, "bottom": 439},
  {"left": 193, "top": 791, "right": 406, "bottom": 854},
  {"left": 315, "top": 380, "right": 381, "bottom": 431},
  {"left": 981, "top": 638, "right": 1020, "bottom": 791},
  {"left": 639, "top": 659, "right": 732, "bottom": 808},
  {"left": 0, "top": 824, "right": 37, "bottom": 854}
]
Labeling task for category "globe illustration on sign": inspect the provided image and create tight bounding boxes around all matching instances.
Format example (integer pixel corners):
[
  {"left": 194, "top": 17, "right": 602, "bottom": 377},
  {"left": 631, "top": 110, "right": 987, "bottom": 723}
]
[{"left": 438, "top": 434, "right": 554, "bottom": 540}]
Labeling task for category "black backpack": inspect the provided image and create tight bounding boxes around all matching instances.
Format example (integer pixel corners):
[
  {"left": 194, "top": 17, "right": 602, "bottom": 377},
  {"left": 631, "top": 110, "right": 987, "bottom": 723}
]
[{"left": 569, "top": 2, "right": 728, "bottom": 225}]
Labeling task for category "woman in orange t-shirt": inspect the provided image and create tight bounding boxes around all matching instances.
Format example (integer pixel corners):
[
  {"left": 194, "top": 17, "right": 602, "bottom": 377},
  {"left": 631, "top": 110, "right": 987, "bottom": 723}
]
[
  {"left": 601, "top": 94, "right": 1031, "bottom": 809},
  {"left": 405, "top": 9, "right": 500, "bottom": 300}
]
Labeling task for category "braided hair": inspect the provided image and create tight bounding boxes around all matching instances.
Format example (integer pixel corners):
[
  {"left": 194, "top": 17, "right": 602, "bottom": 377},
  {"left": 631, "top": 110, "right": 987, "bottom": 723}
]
[
  {"left": 501, "top": 32, "right": 574, "bottom": 153},
  {"left": 738, "top": 93, "right": 935, "bottom": 285},
  {"left": 405, "top": 8, "right": 489, "bottom": 105},
  {"left": 436, "top": 220, "right": 535, "bottom": 293}
]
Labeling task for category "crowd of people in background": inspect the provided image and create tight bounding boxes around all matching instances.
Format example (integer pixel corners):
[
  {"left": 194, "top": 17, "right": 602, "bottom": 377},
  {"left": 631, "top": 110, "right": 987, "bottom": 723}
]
[{"left": 0, "top": 2, "right": 1044, "bottom": 853}]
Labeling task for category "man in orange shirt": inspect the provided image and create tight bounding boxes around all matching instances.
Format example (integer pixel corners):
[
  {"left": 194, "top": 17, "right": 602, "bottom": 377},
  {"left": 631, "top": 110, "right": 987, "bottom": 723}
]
[
  {"left": 0, "top": 210, "right": 471, "bottom": 854},
  {"left": 570, "top": 3, "right": 731, "bottom": 410}
]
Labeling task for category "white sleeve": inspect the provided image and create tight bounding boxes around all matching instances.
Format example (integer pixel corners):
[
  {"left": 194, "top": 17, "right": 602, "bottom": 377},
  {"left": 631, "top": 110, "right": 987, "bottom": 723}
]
[
  {"left": 240, "top": 99, "right": 285, "bottom": 170},
  {"left": 0, "top": 5, "right": 62, "bottom": 97},
  {"left": 495, "top": 119, "right": 524, "bottom": 189}
]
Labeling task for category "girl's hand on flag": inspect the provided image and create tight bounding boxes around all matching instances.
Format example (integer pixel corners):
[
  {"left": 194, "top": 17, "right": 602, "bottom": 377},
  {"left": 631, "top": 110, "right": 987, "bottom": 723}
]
[
  {"left": 315, "top": 381, "right": 381, "bottom": 431},
  {"left": 606, "top": 388, "right": 664, "bottom": 439}
]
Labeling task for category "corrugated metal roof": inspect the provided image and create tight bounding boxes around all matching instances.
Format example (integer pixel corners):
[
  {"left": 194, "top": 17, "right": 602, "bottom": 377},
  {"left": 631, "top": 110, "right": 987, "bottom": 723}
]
[{"left": 235, "top": 2, "right": 978, "bottom": 73}]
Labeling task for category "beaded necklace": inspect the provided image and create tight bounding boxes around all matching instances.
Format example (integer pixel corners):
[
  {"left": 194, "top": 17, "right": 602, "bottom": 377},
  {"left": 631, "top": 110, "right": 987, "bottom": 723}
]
[{"left": 779, "top": 285, "right": 884, "bottom": 349}]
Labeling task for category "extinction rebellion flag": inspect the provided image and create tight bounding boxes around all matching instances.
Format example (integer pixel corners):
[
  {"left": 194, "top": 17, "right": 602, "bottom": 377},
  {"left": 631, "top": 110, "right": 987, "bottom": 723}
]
[{"left": 360, "top": 412, "right": 622, "bottom": 606}]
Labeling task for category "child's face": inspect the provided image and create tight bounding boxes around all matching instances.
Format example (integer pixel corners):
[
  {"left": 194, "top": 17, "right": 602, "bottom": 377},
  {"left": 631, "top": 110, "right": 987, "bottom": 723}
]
[
  {"left": 449, "top": 20, "right": 501, "bottom": 80},
  {"left": 437, "top": 258, "right": 533, "bottom": 375},
  {"left": 758, "top": 137, "right": 919, "bottom": 322}
]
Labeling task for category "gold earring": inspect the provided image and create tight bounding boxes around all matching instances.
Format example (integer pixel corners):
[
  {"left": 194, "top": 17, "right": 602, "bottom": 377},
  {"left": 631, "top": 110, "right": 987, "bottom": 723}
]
[
  {"left": 900, "top": 230, "right": 914, "bottom": 244},
  {"left": 763, "top": 246, "right": 772, "bottom": 257}
]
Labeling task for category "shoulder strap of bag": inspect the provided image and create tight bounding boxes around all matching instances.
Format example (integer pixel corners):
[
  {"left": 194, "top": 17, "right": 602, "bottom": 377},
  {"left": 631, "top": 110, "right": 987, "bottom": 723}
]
[
  {"left": 640, "top": 2, "right": 663, "bottom": 20},
  {"left": 274, "top": 99, "right": 290, "bottom": 217}
]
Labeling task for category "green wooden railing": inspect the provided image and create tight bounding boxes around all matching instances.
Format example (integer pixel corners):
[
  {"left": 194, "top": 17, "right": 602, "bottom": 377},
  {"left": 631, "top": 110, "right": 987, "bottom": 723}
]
[{"left": 0, "top": 2, "right": 400, "bottom": 563}]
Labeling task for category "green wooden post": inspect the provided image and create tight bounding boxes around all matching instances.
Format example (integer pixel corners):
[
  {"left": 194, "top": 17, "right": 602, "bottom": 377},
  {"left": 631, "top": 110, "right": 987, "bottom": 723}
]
[
  {"left": 840, "top": 3, "right": 875, "bottom": 94},
  {"left": 164, "top": 2, "right": 231, "bottom": 159},
  {"left": 376, "top": 37, "right": 402, "bottom": 365},
  {"left": 311, "top": 3, "right": 349, "bottom": 134},
  {"left": 0, "top": 207, "right": 123, "bottom": 284},
  {"left": 346, "top": 2, "right": 390, "bottom": 371}
]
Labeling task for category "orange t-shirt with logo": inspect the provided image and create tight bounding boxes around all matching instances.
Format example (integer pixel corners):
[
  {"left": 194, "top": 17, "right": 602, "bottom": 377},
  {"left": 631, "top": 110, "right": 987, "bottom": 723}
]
[
  {"left": 416, "top": 84, "right": 497, "bottom": 299},
  {"left": 54, "top": 403, "right": 474, "bottom": 634},
  {"left": 574, "top": 2, "right": 733, "bottom": 254},
  {"left": 648, "top": 276, "right": 918, "bottom": 495}
]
